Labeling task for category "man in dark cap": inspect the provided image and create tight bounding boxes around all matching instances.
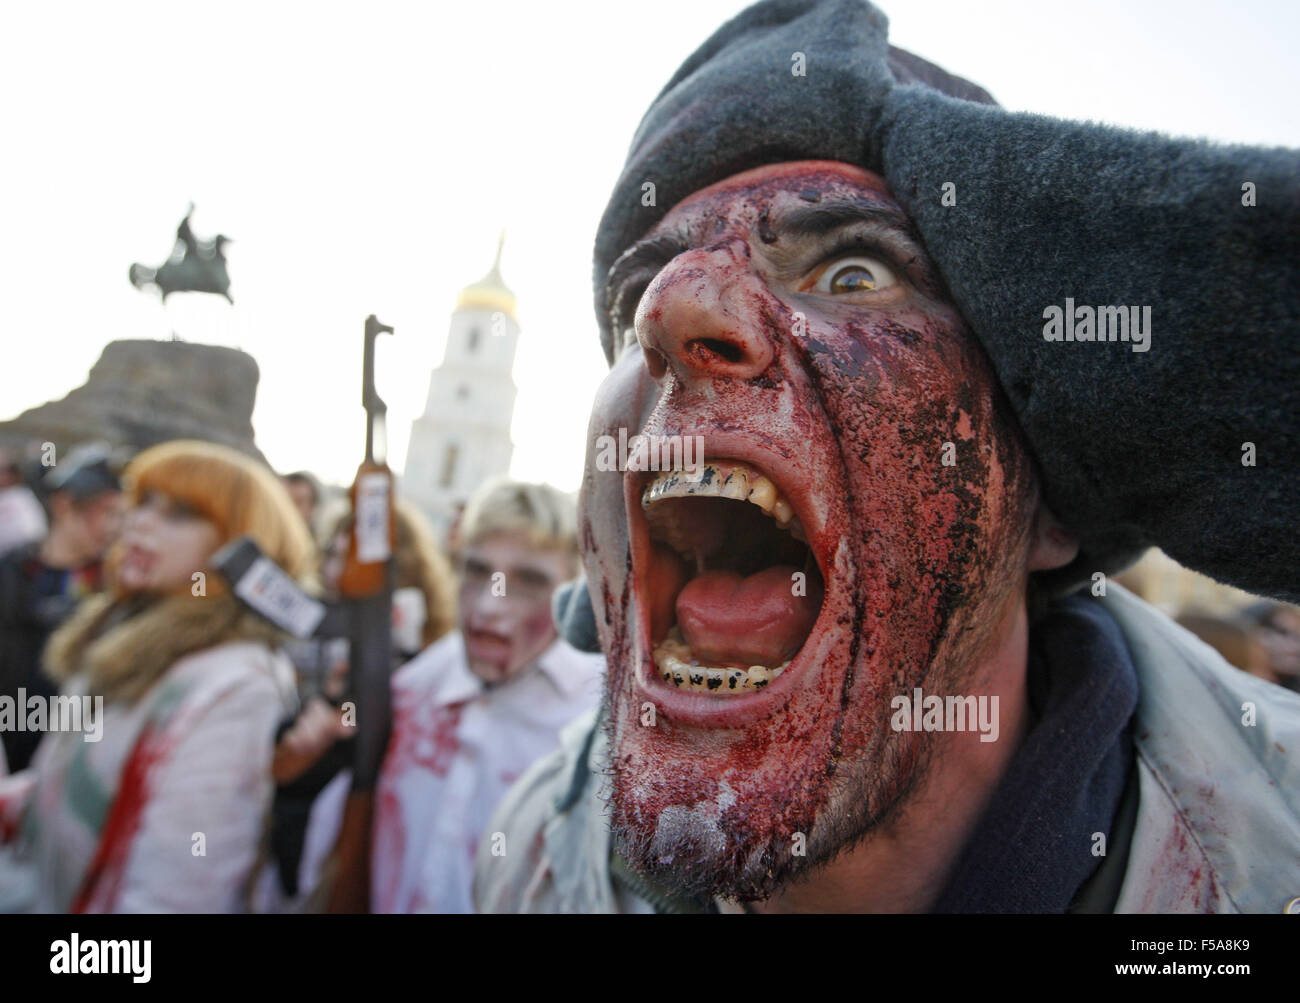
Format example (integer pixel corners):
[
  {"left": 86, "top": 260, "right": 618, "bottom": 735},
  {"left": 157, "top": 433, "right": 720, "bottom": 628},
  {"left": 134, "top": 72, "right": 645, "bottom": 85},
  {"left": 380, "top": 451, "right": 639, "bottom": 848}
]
[
  {"left": 0, "top": 445, "right": 122, "bottom": 772},
  {"left": 475, "top": 0, "right": 1299, "bottom": 913}
]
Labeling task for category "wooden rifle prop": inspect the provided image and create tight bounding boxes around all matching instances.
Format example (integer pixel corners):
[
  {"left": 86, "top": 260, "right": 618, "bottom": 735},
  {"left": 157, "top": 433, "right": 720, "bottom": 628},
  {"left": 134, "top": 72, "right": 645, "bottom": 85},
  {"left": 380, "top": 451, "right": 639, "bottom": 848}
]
[
  {"left": 338, "top": 313, "right": 397, "bottom": 785},
  {"left": 212, "top": 314, "right": 395, "bottom": 912},
  {"left": 326, "top": 313, "right": 396, "bottom": 912}
]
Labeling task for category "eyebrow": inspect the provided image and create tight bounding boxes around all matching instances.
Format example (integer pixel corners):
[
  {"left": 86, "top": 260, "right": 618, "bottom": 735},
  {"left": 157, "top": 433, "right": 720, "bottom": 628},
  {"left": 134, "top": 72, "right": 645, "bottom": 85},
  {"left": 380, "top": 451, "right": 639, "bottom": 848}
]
[
  {"left": 608, "top": 200, "right": 915, "bottom": 291},
  {"left": 767, "top": 198, "right": 920, "bottom": 244},
  {"left": 605, "top": 232, "right": 690, "bottom": 302}
]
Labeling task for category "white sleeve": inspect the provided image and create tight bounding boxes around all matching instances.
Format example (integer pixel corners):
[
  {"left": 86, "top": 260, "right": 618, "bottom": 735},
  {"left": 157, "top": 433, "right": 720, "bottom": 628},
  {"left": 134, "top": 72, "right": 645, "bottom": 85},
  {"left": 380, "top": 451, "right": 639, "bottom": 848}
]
[{"left": 110, "top": 668, "right": 287, "bottom": 913}]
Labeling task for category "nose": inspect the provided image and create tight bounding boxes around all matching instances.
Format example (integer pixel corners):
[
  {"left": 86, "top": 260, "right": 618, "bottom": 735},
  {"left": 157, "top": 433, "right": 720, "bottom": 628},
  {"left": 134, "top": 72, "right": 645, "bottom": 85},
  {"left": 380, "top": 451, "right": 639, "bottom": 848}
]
[
  {"left": 465, "top": 578, "right": 507, "bottom": 626},
  {"left": 635, "top": 239, "right": 775, "bottom": 384}
]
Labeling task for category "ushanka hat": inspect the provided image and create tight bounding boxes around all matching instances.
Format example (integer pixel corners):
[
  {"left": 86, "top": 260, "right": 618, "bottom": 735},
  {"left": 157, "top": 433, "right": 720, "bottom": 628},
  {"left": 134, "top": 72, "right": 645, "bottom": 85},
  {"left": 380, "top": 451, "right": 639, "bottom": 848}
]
[{"left": 590, "top": 0, "right": 1300, "bottom": 604}]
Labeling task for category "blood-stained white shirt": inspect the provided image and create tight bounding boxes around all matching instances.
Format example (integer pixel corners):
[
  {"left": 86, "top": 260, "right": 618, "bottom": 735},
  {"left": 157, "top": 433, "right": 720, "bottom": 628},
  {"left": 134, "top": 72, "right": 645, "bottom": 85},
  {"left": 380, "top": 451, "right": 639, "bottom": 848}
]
[{"left": 370, "top": 630, "right": 603, "bottom": 913}]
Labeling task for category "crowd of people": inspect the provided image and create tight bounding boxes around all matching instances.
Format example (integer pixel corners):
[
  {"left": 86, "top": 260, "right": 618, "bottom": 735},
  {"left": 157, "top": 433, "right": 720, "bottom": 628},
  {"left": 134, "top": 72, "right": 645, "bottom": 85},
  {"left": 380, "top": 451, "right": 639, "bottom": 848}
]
[
  {"left": 0, "top": 437, "right": 602, "bottom": 912},
  {"left": 1, "top": 428, "right": 1295, "bottom": 914}
]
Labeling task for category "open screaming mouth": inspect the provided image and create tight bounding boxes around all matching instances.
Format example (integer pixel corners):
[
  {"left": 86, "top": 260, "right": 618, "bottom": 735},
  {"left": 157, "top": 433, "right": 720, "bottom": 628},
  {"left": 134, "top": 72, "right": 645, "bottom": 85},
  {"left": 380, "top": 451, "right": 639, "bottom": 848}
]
[{"left": 635, "top": 459, "right": 826, "bottom": 696}]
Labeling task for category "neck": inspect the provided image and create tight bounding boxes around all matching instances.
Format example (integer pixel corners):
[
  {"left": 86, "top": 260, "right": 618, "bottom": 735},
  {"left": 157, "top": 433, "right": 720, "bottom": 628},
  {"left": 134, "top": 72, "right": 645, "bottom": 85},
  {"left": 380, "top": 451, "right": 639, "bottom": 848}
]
[{"left": 751, "top": 591, "right": 1032, "bottom": 914}]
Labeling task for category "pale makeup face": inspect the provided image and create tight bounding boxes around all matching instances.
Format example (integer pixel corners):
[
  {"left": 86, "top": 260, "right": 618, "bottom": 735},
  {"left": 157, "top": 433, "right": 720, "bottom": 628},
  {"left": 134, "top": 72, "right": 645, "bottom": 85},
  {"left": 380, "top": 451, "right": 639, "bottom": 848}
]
[
  {"left": 582, "top": 161, "right": 1072, "bottom": 902},
  {"left": 456, "top": 530, "right": 572, "bottom": 686},
  {"left": 117, "top": 491, "right": 222, "bottom": 595}
]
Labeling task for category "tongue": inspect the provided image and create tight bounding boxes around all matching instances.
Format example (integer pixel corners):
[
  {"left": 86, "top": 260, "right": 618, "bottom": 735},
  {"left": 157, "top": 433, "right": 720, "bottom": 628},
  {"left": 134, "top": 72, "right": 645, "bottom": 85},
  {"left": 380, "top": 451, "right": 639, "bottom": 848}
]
[{"left": 676, "top": 564, "right": 822, "bottom": 667}]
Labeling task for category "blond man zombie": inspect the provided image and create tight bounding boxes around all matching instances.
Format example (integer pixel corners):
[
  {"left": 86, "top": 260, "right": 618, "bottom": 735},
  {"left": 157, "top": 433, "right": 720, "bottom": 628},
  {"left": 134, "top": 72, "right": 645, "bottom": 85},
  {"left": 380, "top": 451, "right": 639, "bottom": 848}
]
[{"left": 370, "top": 478, "right": 602, "bottom": 913}]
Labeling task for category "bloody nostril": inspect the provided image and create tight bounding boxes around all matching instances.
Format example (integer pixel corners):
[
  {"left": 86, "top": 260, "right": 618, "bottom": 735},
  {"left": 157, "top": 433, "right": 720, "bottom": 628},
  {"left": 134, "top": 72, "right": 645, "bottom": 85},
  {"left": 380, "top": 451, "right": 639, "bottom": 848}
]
[
  {"left": 643, "top": 345, "right": 669, "bottom": 380},
  {"left": 691, "top": 338, "right": 744, "bottom": 364}
]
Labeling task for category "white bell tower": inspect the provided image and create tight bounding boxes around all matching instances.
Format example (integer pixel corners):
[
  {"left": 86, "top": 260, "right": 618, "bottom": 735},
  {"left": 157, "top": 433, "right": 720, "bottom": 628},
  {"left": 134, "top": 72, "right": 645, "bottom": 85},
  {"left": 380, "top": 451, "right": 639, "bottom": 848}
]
[{"left": 403, "top": 233, "right": 519, "bottom": 539}]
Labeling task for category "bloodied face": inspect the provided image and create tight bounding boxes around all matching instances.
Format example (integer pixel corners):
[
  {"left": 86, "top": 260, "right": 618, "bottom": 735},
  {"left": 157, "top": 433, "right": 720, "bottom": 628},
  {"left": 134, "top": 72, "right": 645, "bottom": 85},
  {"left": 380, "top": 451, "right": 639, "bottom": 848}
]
[
  {"left": 580, "top": 161, "right": 1061, "bottom": 902},
  {"left": 456, "top": 530, "right": 571, "bottom": 687}
]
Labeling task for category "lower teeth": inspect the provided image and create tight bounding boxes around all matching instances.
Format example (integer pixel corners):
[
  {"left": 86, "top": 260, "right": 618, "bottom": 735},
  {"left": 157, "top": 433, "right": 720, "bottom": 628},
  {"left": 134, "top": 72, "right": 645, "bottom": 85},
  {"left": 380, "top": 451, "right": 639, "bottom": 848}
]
[{"left": 653, "top": 630, "right": 791, "bottom": 694}]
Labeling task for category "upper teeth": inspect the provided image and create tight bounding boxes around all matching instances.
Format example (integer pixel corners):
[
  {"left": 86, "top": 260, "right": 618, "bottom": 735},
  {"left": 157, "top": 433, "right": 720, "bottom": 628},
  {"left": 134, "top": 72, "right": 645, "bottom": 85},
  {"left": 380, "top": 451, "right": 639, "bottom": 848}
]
[{"left": 642, "top": 463, "right": 806, "bottom": 541}]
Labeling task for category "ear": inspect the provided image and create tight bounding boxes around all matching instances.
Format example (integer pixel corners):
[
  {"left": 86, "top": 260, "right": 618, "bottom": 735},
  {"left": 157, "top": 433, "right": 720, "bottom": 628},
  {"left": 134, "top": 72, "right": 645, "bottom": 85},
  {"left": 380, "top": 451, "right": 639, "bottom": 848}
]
[{"left": 1027, "top": 501, "right": 1079, "bottom": 572}]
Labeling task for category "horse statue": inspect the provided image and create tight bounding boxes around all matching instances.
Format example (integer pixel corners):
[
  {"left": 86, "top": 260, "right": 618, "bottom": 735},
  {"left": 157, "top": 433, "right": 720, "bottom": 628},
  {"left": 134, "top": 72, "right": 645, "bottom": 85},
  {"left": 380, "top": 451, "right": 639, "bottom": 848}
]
[{"left": 129, "top": 203, "right": 234, "bottom": 303}]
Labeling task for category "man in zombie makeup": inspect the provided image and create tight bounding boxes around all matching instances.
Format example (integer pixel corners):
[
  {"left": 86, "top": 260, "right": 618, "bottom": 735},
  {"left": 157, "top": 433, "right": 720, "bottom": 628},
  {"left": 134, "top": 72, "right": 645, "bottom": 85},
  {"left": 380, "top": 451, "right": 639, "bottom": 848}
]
[
  {"left": 368, "top": 478, "right": 602, "bottom": 913},
  {"left": 475, "top": 0, "right": 1300, "bottom": 913}
]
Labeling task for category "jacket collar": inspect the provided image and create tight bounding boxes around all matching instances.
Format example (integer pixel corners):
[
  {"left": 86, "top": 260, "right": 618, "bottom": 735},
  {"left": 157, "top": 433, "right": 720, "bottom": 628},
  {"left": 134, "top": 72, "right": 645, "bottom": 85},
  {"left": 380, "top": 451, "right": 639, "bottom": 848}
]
[
  {"left": 534, "top": 638, "right": 603, "bottom": 701},
  {"left": 1100, "top": 584, "right": 1300, "bottom": 913}
]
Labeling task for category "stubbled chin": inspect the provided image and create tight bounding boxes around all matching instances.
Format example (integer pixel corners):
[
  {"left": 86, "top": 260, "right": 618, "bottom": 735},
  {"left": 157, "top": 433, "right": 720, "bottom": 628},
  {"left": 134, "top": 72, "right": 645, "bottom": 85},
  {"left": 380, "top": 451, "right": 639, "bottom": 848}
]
[{"left": 603, "top": 582, "right": 880, "bottom": 900}]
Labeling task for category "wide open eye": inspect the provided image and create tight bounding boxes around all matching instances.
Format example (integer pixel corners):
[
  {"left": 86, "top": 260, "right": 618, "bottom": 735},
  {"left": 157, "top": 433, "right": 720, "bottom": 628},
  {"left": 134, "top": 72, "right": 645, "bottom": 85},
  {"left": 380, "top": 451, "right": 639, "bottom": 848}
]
[{"left": 811, "top": 254, "right": 897, "bottom": 295}]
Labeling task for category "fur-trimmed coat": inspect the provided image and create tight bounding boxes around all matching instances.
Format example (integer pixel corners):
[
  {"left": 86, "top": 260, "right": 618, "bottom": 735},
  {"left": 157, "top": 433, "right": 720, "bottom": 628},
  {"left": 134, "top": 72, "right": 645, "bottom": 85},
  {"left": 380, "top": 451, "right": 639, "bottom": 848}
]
[{"left": 0, "top": 590, "right": 296, "bottom": 913}]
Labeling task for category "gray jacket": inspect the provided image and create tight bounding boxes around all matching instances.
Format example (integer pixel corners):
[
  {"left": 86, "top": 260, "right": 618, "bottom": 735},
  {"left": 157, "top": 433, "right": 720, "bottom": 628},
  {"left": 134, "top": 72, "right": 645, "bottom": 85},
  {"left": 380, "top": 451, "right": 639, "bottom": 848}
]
[{"left": 474, "top": 585, "right": 1300, "bottom": 913}]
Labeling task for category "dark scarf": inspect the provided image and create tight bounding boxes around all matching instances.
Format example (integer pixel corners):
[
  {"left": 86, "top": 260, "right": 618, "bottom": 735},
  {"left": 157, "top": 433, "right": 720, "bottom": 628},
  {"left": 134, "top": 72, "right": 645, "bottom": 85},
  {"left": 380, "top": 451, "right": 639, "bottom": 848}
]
[{"left": 930, "top": 596, "right": 1138, "bottom": 912}]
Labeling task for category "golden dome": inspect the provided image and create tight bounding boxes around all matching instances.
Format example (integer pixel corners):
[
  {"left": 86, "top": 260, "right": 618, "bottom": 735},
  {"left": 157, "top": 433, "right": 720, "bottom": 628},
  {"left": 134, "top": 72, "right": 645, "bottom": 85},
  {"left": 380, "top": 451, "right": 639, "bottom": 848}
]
[{"left": 456, "top": 231, "right": 517, "bottom": 322}]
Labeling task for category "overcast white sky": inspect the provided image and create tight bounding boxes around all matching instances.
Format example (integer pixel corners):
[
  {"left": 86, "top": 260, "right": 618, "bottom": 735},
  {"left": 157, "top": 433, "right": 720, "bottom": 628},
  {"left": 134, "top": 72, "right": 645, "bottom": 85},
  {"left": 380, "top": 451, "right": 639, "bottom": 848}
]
[{"left": 2, "top": 0, "right": 1297, "bottom": 493}]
